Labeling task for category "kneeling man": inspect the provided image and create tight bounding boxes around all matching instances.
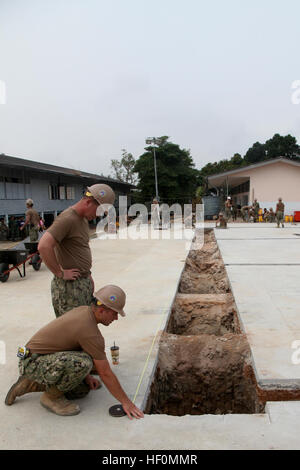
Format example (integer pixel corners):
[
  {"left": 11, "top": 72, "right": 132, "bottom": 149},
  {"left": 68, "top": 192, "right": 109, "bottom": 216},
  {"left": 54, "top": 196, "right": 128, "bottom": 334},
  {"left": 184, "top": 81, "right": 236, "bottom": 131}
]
[{"left": 5, "top": 285, "right": 144, "bottom": 420}]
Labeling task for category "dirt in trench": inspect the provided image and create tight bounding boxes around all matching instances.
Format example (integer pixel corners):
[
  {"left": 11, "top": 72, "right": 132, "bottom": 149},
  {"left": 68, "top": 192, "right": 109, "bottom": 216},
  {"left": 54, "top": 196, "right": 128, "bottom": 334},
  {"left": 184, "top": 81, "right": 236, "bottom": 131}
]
[
  {"left": 179, "top": 230, "right": 230, "bottom": 294},
  {"left": 145, "top": 332, "right": 265, "bottom": 415},
  {"left": 145, "top": 228, "right": 266, "bottom": 416},
  {"left": 167, "top": 293, "right": 241, "bottom": 336}
]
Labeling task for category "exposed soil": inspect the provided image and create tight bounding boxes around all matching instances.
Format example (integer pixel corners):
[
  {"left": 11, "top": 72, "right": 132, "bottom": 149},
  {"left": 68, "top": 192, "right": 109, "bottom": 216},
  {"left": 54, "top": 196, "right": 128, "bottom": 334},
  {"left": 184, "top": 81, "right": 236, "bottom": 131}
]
[
  {"left": 145, "top": 333, "right": 264, "bottom": 415},
  {"left": 145, "top": 228, "right": 266, "bottom": 416},
  {"left": 179, "top": 230, "right": 230, "bottom": 294},
  {"left": 167, "top": 293, "right": 240, "bottom": 337}
]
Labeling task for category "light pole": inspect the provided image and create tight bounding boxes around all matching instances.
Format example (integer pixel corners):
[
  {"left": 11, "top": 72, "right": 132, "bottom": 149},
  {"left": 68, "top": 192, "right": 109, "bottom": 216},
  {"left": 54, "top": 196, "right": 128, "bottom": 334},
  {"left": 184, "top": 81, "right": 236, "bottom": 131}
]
[{"left": 145, "top": 137, "right": 161, "bottom": 201}]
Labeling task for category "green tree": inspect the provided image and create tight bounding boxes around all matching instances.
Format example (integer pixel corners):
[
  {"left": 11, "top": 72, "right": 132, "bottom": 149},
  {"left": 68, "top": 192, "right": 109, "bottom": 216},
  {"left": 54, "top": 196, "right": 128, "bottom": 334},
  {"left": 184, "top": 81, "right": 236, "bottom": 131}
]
[
  {"left": 265, "top": 133, "right": 300, "bottom": 159},
  {"left": 133, "top": 137, "right": 198, "bottom": 203},
  {"left": 230, "top": 153, "right": 244, "bottom": 167},
  {"left": 244, "top": 142, "right": 266, "bottom": 164},
  {"left": 111, "top": 149, "right": 137, "bottom": 184}
]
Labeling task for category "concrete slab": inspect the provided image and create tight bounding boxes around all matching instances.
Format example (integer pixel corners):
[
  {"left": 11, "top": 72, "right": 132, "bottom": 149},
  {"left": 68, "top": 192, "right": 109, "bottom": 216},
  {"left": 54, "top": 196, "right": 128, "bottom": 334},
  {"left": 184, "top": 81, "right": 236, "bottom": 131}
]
[{"left": 214, "top": 224, "right": 300, "bottom": 387}]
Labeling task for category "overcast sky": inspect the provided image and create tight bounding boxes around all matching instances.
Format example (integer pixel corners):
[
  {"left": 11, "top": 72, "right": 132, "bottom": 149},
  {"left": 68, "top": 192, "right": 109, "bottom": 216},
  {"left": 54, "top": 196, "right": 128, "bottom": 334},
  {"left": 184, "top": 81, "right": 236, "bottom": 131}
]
[{"left": 0, "top": 0, "right": 300, "bottom": 177}]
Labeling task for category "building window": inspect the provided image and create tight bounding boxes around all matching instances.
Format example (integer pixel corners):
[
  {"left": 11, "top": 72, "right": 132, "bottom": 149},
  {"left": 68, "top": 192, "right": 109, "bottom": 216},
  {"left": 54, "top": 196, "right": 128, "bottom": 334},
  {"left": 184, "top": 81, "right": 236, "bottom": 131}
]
[
  {"left": 0, "top": 176, "right": 29, "bottom": 199},
  {"left": 66, "top": 186, "right": 75, "bottom": 200},
  {"left": 59, "top": 186, "right": 66, "bottom": 200},
  {"left": 49, "top": 184, "right": 59, "bottom": 200},
  {"left": 49, "top": 184, "right": 75, "bottom": 200}
]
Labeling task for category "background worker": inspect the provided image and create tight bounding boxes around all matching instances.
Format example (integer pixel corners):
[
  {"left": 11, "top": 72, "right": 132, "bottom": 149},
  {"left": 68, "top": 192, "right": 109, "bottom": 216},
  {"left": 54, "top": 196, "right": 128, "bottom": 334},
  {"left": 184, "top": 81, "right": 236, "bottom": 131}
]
[
  {"left": 215, "top": 212, "right": 227, "bottom": 229},
  {"left": 263, "top": 208, "right": 269, "bottom": 222},
  {"left": 231, "top": 202, "right": 237, "bottom": 221},
  {"left": 0, "top": 218, "right": 8, "bottom": 241},
  {"left": 241, "top": 205, "right": 250, "bottom": 222},
  {"left": 20, "top": 199, "right": 40, "bottom": 242},
  {"left": 276, "top": 197, "right": 285, "bottom": 228},
  {"left": 151, "top": 197, "right": 161, "bottom": 229},
  {"left": 8, "top": 215, "right": 19, "bottom": 241},
  {"left": 224, "top": 197, "right": 232, "bottom": 221},
  {"left": 5, "top": 285, "right": 144, "bottom": 420},
  {"left": 38, "top": 184, "right": 115, "bottom": 318},
  {"left": 39, "top": 216, "right": 45, "bottom": 232},
  {"left": 253, "top": 199, "right": 260, "bottom": 222},
  {"left": 268, "top": 207, "right": 275, "bottom": 222}
]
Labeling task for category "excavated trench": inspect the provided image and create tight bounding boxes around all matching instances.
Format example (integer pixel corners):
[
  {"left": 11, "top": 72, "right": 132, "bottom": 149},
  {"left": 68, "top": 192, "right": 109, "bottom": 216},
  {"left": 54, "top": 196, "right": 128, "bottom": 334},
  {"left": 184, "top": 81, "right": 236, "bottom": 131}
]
[{"left": 145, "top": 229, "right": 266, "bottom": 416}]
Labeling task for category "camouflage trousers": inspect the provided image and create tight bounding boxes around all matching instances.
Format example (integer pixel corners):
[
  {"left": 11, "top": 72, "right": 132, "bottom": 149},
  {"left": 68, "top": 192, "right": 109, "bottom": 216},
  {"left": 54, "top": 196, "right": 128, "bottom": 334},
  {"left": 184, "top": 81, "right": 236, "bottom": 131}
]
[
  {"left": 29, "top": 226, "right": 39, "bottom": 242},
  {"left": 19, "top": 351, "right": 93, "bottom": 398},
  {"left": 225, "top": 208, "right": 231, "bottom": 220},
  {"left": 51, "top": 276, "right": 93, "bottom": 318},
  {"left": 276, "top": 211, "right": 284, "bottom": 226}
]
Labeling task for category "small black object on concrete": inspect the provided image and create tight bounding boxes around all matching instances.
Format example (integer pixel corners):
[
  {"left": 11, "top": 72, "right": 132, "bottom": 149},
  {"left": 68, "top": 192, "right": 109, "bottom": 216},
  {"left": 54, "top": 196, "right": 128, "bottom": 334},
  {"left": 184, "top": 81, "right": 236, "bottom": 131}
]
[{"left": 109, "top": 404, "right": 126, "bottom": 417}]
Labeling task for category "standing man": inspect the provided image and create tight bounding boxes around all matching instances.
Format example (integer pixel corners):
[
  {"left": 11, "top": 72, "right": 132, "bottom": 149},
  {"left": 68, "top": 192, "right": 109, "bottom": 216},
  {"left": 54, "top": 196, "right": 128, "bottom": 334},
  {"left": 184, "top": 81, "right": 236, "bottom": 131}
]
[
  {"left": 0, "top": 218, "right": 8, "bottom": 241},
  {"left": 8, "top": 216, "right": 18, "bottom": 241},
  {"left": 225, "top": 197, "right": 232, "bottom": 221},
  {"left": 253, "top": 199, "right": 260, "bottom": 223},
  {"left": 20, "top": 199, "right": 40, "bottom": 242},
  {"left": 276, "top": 197, "right": 285, "bottom": 228},
  {"left": 241, "top": 205, "right": 250, "bottom": 222},
  {"left": 151, "top": 197, "right": 161, "bottom": 229},
  {"left": 38, "top": 184, "right": 115, "bottom": 318},
  {"left": 5, "top": 284, "right": 144, "bottom": 420}
]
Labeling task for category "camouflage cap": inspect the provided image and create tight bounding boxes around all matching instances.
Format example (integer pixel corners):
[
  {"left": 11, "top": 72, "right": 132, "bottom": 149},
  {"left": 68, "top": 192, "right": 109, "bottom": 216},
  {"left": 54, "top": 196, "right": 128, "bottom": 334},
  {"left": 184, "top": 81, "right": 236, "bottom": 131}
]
[
  {"left": 94, "top": 285, "right": 126, "bottom": 317},
  {"left": 86, "top": 184, "right": 115, "bottom": 205}
]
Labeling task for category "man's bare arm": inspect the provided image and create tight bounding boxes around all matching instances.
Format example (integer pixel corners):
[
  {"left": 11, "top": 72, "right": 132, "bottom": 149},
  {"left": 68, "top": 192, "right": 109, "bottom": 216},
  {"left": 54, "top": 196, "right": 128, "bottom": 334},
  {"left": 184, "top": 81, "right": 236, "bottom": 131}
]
[
  {"left": 93, "top": 358, "right": 144, "bottom": 420},
  {"left": 20, "top": 214, "right": 30, "bottom": 231},
  {"left": 38, "top": 232, "right": 80, "bottom": 280}
]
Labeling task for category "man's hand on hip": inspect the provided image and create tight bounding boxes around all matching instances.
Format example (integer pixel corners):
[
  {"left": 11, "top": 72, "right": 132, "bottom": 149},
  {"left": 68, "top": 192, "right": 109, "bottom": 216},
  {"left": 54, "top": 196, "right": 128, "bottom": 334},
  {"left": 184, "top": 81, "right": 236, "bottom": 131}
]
[{"left": 62, "top": 268, "right": 81, "bottom": 280}]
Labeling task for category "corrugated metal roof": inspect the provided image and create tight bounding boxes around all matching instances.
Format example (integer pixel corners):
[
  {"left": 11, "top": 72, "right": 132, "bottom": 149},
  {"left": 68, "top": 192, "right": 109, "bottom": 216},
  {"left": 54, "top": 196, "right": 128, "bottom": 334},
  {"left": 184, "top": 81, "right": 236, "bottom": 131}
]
[{"left": 0, "top": 153, "right": 135, "bottom": 187}]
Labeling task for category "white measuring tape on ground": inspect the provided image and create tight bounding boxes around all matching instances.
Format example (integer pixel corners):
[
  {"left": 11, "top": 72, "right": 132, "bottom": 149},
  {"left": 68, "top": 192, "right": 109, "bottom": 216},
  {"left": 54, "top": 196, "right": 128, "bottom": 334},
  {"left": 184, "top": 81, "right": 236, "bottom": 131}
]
[{"left": 132, "top": 312, "right": 167, "bottom": 404}]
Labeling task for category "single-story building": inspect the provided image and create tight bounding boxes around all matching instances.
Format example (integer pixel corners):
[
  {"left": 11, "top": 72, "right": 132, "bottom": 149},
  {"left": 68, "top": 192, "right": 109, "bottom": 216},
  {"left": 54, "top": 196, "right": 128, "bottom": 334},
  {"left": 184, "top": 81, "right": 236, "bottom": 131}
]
[
  {"left": 207, "top": 157, "right": 300, "bottom": 214},
  {"left": 0, "top": 153, "right": 135, "bottom": 226}
]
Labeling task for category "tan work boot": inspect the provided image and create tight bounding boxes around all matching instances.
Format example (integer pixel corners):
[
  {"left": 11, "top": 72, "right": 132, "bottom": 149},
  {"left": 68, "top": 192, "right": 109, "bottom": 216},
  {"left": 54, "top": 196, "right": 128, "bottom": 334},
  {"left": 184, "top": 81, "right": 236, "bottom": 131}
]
[
  {"left": 40, "top": 386, "right": 80, "bottom": 416},
  {"left": 5, "top": 376, "right": 46, "bottom": 406}
]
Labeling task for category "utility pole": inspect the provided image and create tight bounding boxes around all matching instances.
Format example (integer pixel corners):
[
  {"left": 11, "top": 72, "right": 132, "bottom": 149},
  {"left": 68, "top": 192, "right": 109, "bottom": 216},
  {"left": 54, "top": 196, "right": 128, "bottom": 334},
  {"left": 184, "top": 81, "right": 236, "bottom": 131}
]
[{"left": 145, "top": 137, "right": 162, "bottom": 201}]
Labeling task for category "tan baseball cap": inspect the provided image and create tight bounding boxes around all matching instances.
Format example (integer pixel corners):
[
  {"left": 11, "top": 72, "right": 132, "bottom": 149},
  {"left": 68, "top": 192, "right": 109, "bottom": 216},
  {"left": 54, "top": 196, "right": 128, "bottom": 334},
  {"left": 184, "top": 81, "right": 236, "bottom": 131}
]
[
  {"left": 94, "top": 285, "right": 126, "bottom": 317},
  {"left": 86, "top": 184, "right": 115, "bottom": 205},
  {"left": 26, "top": 198, "right": 34, "bottom": 206}
]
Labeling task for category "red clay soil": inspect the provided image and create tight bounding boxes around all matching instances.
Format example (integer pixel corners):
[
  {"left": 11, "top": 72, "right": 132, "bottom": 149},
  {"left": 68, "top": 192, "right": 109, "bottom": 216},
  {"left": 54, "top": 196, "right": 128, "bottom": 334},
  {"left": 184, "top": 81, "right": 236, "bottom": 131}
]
[
  {"left": 167, "top": 293, "right": 241, "bottom": 336},
  {"left": 145, "top": 332, "right": 265, "bottom": 415}
]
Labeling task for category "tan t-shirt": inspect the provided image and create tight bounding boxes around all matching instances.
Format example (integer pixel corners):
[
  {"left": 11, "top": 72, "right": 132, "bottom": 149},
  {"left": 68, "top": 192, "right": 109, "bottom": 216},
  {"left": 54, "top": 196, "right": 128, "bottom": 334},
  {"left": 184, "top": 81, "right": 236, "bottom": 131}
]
[
  {"left": 26, "top": 208, "right": 40, "bottom": 228},
  {"left": 276, "top": 202, "right": 285, "bottom": 212},
  {"left": 26, "top": 306, "right": 106, "bottom": 360},
  {"left": 47, "top": 207, "right": 91, "bottom": 277}
]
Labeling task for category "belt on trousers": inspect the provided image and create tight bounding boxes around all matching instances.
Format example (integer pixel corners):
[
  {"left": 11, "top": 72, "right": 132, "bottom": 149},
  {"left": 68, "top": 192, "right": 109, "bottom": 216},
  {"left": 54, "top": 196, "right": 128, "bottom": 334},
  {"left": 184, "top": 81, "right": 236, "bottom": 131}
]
[
  {"left": 27, "top": 352, "right": 40, "bottom": 359},
  {"left": 55, "top": 273, "right": 90, "bottom": 279}
]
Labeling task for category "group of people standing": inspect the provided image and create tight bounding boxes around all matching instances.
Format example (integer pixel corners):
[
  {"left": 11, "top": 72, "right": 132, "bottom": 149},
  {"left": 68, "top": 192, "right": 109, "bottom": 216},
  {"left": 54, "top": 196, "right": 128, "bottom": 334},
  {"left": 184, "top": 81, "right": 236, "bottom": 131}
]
[{"left": 224, "top": 197, "right": 285, "bottom": 228}]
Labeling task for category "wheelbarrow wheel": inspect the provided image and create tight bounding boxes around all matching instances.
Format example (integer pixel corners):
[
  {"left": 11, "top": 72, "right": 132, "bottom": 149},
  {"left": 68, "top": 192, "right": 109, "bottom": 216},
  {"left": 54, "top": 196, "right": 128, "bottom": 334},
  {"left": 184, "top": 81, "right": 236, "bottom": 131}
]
[
  {"left": 0, "top": 263, "right": 10, "bottom": 282},
  {"left": 31, "top": 254, "right": 41, "bottom": 271}
]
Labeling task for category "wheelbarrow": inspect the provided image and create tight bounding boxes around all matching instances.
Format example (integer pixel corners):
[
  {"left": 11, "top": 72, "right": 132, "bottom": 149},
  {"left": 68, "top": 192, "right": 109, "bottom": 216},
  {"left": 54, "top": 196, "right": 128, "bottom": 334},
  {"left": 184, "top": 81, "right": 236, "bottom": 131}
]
[{"left": 0, "top": 242, "right": 42, "bottom": 282}]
